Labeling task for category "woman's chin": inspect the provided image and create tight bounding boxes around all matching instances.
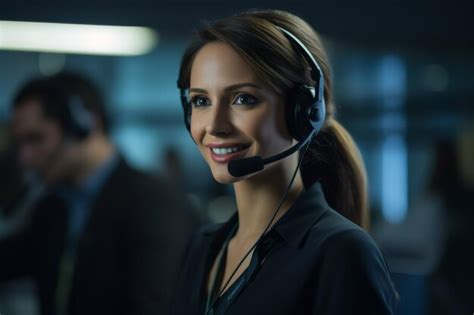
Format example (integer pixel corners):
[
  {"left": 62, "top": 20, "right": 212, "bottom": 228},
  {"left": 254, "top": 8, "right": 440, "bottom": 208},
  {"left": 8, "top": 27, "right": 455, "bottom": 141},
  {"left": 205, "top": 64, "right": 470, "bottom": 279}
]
[
  {"left": 210, "top": 164, "right": 249, "bottom": 184},
  {"left": 212, "top": 171, "right": 238, "bottom": 184}
]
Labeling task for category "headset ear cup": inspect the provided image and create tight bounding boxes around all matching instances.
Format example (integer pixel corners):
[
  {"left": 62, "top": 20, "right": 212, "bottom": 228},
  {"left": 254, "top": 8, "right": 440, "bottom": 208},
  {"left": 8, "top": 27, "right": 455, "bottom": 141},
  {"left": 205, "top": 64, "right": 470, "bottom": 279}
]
[
  {"left": 309, "top": 98, "right": 326, "bottom": 134},
  {"left": 67, "top": 96, "right": 94, "bottom": 140},
  {"left": 287, "top": 85, "right": 319, "bottom": 141}
]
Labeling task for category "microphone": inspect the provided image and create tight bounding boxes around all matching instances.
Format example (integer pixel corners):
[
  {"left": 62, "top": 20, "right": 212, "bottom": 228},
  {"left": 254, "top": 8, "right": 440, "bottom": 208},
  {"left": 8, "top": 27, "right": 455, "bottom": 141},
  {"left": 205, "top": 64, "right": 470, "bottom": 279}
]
[{"left": 227, "top": 130, "right": 315, "bottom": 177}]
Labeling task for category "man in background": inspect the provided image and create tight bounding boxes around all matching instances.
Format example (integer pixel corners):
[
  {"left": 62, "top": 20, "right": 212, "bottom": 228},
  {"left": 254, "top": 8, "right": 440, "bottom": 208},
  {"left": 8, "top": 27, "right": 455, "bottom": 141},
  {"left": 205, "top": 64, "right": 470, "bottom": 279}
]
[{"left": 0, "top": 72, "right": 202, "bottom": 315}]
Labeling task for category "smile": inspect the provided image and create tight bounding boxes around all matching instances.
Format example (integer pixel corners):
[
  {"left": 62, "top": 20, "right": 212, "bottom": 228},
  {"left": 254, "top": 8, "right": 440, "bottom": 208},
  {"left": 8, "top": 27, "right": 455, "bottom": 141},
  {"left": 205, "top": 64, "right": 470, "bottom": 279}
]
[
  {"left": 211, "top": 145, "right": 248, "bottom": 155},
  {"left": 208, "top": 144, "right": 251, "bottom": 163}
]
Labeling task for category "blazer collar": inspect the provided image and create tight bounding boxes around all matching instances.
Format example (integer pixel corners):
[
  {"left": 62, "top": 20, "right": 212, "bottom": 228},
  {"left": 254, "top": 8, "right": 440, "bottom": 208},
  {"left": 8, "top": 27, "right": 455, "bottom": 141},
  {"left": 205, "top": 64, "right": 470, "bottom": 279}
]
[
  {"left": 202, "top": 181, "right": 330, "bottom": 249},
  {"left": 272, "top": 181, "right": 330, "bottom": 248}
]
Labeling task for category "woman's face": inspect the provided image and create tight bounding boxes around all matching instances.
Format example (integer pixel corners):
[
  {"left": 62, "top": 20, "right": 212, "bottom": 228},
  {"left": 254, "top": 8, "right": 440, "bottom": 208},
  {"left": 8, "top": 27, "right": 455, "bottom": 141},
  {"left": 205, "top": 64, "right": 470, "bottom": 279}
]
[{"left": 189, "top": 42, "right": 293, "bottom": 184}]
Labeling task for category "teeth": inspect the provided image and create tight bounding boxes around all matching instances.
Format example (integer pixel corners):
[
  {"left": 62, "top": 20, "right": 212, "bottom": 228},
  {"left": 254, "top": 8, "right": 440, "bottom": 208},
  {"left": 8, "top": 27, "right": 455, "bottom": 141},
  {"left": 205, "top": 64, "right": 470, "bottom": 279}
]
[{"left": 211, "top": 146, "right": 243, "bottom": 155}]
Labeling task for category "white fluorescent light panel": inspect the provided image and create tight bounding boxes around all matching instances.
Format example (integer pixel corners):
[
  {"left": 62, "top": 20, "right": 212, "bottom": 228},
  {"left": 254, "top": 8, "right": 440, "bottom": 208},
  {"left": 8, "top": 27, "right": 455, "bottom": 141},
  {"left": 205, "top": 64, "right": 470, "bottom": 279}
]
[{"left": 0, "top": 20, "right": 158, "bottom": 56}]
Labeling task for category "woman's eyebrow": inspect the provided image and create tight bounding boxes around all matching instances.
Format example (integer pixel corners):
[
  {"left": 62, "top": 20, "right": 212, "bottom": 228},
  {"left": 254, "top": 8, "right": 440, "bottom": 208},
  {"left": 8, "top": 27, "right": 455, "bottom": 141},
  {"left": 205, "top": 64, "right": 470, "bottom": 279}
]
[
  {"left": 189, "top": 83, "right": 262, "bottom": 94},
  {"left": 189, "top": 87, "right": 207, "bottom": 94},
  {"left": 224, "top": 83, "right": 262, "bottom": 91}
]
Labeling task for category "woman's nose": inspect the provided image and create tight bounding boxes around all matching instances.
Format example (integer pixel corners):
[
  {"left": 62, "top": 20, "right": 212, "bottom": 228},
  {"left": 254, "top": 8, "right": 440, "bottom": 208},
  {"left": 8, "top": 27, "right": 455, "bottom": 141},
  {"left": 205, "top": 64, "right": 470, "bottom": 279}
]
[{"left": 205, "top": 102, "right": 234, "bottom": 136}]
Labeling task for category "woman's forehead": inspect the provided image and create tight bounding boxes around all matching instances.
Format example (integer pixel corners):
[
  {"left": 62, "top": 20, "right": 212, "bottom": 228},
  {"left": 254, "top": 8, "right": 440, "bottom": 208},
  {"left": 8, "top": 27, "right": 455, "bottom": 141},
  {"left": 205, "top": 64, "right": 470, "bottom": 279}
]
[{"left": 190, "top": 42, "right": 259, "bottom": 90}]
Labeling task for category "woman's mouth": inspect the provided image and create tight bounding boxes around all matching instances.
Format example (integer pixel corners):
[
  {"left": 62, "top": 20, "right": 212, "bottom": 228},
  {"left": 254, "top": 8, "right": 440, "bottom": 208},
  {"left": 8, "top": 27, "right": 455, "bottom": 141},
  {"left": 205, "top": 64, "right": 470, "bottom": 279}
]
[{"left": 208, "top": 144, "right": 251, "bottom": 163}]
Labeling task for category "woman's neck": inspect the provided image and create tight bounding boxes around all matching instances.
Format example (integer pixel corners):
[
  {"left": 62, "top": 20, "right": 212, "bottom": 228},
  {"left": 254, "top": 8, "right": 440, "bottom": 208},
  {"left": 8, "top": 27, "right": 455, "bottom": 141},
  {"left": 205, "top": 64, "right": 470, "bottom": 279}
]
[{"left": 232, "top": 161, "right": 304, "bottom": 241}]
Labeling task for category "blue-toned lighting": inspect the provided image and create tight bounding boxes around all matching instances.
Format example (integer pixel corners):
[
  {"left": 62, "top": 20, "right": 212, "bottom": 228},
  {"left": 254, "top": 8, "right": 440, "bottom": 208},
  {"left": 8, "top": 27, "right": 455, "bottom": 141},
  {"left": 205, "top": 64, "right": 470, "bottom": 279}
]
[
  {"left": 381, "top": 134, "right": 408, "bottom": 223},
  {"left": 378, "top": 55, "right": 408, "bottom": 223}
]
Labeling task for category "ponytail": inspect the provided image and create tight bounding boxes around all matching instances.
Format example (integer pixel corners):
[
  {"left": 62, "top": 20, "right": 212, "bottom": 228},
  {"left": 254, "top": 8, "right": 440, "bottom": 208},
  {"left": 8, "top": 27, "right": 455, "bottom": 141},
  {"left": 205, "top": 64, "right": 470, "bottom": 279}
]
[{"left": 302, "top": 119, "right": 369, "bottom": 229}]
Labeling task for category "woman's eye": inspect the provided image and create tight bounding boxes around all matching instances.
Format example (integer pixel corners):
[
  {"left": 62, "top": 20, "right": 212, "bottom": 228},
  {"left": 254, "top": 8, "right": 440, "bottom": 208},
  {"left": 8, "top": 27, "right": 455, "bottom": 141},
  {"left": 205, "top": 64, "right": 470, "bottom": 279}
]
[
  {"left": 233, "top": 93, "right": 259, "bottom": 105},
  {"left": 190, "top": 96, "right": 210, "bottom": 107}
]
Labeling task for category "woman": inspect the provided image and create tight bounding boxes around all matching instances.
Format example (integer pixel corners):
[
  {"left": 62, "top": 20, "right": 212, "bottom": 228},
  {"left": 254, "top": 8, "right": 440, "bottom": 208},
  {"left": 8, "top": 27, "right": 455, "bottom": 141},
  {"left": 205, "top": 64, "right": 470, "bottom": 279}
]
[{"left": 173, "top": 9, "right": 397, "bottom": 315}]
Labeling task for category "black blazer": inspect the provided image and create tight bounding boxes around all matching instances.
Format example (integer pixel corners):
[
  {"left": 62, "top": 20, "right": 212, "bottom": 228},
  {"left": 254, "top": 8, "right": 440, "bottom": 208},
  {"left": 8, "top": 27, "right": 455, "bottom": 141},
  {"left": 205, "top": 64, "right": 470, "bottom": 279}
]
[
  {"left": 173, "top": 182, "right": 397, "bottom": 315},
  {"left": 0, "top": 157, "right": 203, "bottom": 315}
]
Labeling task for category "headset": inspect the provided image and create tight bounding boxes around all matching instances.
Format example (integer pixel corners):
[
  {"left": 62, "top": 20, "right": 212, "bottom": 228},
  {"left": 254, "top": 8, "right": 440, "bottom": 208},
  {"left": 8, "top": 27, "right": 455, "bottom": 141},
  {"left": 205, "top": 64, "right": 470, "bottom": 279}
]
[
  {"left": 178, "top": 26, "right": 326, "bottom": 177},
  {"left": 38, "top": 75, "right": 96, "bottom": 141},
  {"left": 64, "top": 94, "right": 94, "bottom": 140},
  {"left": 27, "top": 82, "right": 95, "bottom": 182}
]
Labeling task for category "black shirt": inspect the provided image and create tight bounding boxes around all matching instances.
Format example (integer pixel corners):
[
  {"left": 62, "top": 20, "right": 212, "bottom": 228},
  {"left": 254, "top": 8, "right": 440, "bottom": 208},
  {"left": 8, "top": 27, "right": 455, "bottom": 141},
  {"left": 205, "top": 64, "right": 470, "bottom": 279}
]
[{"left": 173, "top": 182, "right": 397, "bottom": 314}]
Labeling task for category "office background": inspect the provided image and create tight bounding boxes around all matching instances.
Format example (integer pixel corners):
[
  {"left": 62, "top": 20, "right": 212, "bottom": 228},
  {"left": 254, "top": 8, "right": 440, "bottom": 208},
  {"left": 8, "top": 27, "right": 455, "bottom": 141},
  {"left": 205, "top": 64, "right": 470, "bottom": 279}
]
[{"left": 1, "top": 0, "right": 473, "bottom": 314}]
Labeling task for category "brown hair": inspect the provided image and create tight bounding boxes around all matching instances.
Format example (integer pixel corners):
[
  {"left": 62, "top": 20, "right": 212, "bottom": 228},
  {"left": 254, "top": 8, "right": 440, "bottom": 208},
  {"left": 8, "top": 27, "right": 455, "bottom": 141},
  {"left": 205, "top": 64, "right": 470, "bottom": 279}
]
[{"left": 178, "top": 10, "right": 369, "bottom": 229}]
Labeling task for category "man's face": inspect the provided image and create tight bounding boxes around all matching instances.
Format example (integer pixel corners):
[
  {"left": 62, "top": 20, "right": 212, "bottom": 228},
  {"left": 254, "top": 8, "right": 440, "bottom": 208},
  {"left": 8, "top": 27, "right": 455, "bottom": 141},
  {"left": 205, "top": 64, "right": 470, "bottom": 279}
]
[{"left": 11, "top": 99, "right": 65, "bottom": 179}]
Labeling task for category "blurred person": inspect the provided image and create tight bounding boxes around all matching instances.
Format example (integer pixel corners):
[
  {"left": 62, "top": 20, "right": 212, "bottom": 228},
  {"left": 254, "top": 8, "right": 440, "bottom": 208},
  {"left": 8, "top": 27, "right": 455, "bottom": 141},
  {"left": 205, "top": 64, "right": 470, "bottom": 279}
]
[
  {"left": 173, "top": 10, "right": 397, "bottom": 314},
  {"left": 0, "top": 72, "right": 202, "bottom": 315}
]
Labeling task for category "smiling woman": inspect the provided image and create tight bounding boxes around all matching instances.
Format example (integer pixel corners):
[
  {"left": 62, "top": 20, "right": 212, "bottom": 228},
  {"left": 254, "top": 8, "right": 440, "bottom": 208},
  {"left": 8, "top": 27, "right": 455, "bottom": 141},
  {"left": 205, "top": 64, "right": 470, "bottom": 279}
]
[
  {"left": 188, "top": 42, "right": 289, "bottom": 184},
  {"left": 173, "top": 9, "right": 397, "bottom": 315}
]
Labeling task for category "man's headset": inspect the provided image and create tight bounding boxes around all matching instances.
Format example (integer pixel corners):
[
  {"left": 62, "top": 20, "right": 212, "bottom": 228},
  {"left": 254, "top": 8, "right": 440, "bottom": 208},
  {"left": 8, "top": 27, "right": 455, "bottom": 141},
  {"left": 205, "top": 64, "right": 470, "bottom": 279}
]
[
  {"left": 64, "top": 94, "right": 95, "bottom": 141},
  {"left": 178, "top": 26, "right": 326, "bottom": 177},
  {"left": 32, "top": 90, "right": 95, "bottom": 184},
  {"left": 25, "top": 84, "right": 95, "bottom": 183},
  {"left": 25, "top": 90, "right": 95, "bottom": 184}
]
